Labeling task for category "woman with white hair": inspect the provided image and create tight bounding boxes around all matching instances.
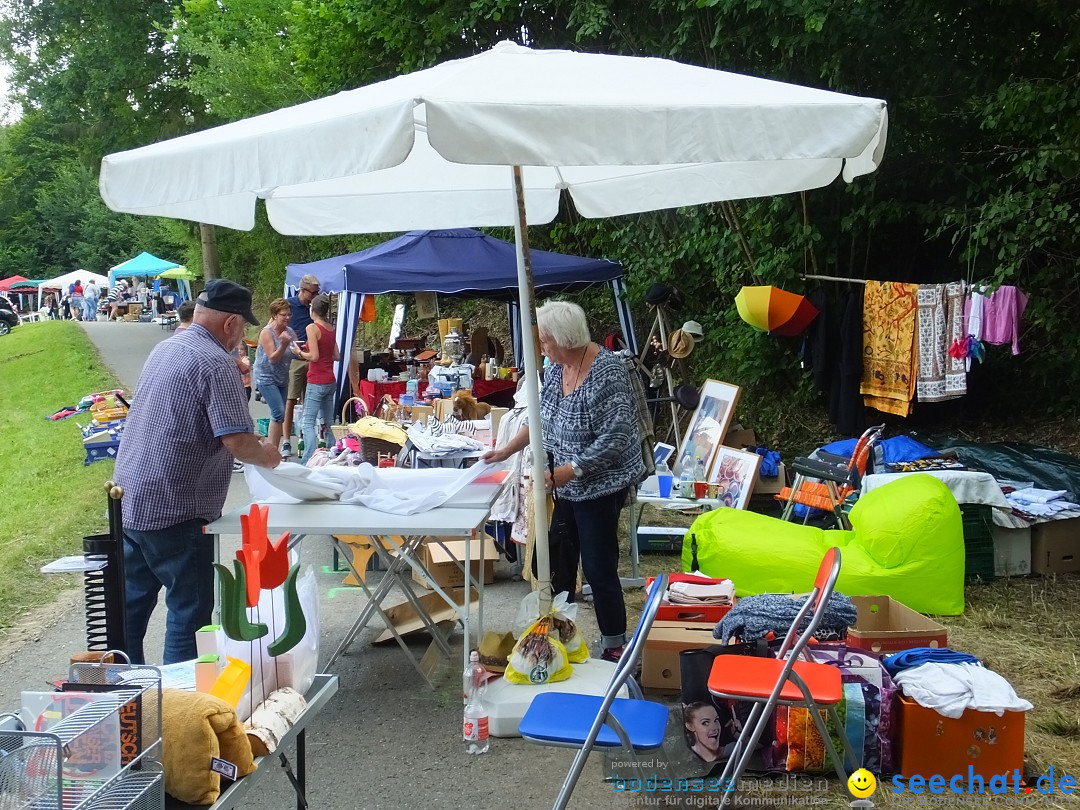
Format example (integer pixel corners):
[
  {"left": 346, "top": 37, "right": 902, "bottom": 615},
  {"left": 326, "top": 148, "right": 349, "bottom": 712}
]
[{"left": 484, "top": 300, "right": 644, "bottom": 662}]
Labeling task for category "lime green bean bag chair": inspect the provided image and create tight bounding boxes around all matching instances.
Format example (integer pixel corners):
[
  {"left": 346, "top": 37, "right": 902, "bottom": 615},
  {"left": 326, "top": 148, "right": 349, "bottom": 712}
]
[{"left": 681, "top": 473, "right": 965, "bottom": 615}]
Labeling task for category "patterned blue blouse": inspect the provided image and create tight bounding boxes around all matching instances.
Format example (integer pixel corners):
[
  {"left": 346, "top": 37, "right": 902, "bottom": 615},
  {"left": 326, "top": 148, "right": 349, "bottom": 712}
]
[{"left": 541, "top": 348, "right": 645, "bottom": 501}]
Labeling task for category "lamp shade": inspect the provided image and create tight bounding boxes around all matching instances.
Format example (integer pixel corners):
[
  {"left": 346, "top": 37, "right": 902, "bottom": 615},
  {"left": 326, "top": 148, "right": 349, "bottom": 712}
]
[{"left": 734, "top": 285, "right": 819, "bottom": 337}]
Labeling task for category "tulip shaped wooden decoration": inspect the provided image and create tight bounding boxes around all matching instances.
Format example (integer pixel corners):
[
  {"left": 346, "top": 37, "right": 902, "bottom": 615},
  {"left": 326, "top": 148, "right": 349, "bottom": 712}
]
[
  {"left": 217, "top": 504, "right": 307, "bottom": 654},
  {"left": 215, "top": 560, "right": 269, "bottom": 641},
  {"left": 266, "top": 563, "right": 306, "bottom": 656}
]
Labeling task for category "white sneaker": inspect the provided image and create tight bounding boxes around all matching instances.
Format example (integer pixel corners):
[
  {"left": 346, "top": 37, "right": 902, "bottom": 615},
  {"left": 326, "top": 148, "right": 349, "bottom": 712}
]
[
  {"left": 232, "top": 460, "right": 244, "bottom": 473},
  {"left": 280, "top": 441, "right": 292, "bottom": 457}
]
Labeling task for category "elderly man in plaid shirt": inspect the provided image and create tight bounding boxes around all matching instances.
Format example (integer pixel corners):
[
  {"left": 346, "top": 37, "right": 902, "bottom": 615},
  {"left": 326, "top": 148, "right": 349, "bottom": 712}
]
[{"left": 114, "top": 279, "right": 282, "bottom": 665}]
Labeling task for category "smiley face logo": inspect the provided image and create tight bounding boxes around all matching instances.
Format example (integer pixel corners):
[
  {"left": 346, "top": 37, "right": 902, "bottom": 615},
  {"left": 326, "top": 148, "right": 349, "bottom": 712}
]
[{"left": 848, "top": 768, "right": 877, "bottom": 799}]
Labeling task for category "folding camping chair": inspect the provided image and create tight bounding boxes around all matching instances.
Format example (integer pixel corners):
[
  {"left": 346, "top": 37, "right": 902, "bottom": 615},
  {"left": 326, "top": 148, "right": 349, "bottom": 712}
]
[
  {"left": 776, "top": 424, "right": 884, "bottom": 529},
  {"left": 519, "top": 574, "right": 670, "bottom": 810},
  {"left": 707, "top": 548, "right": 857, "bottom": 806}
]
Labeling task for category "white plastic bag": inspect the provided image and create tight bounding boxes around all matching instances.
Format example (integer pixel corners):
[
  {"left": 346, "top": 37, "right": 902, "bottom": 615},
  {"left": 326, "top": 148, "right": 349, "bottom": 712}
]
[
  {"left": 222, "top": 563, "right": 320, "bottom": 722},
  {"left": 512, "top": 591, "right": 587, "bottom": 663}
]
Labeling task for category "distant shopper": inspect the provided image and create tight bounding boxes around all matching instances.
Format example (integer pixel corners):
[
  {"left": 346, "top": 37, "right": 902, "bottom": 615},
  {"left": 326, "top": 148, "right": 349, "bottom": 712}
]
[
  {"left": 107, "top": 279, "right": 129, "bottom": 320},
  {"left": 175, "top": 300, "right": 196, "bottom": 331},
  {"left": 114, "top": 279, "right": 281, "bottom": 665},
  {"left": 253, "top": 298, "right": 299, "bottom": 457},
  {"left": 295, "top": 293, "right": 340, "bottom": 464},
  {"left": 83, "top": 280, "right": 99, "bottom": 321},
  {"left": 69, "top": 280, "right": 84, "bottom": 321},
  {"left": 280, "top": 274, "right": 320, "bottom": 457}
]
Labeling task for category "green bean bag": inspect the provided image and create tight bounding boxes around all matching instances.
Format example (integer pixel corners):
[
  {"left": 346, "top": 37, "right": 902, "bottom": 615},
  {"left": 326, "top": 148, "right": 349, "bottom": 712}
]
[{"left": 681, "top": 473, "right": 965, "bottom": 615}]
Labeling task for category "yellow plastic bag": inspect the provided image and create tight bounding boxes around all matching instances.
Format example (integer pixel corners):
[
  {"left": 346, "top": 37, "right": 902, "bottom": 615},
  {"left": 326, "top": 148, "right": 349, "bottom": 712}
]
[
  {"left": 504, "top": 615, "right": 573, "bottom": 685},
  {"left": 512, "top": 591, "right": 588, "bottom": 664}
]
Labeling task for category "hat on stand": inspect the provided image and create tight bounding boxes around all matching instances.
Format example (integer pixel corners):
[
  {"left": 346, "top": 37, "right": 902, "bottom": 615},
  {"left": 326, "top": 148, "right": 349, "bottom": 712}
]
[
  {"left": 682, "top": 320, "right": 704, "bottom": 339},
  {"left": 668, "top": 329, "right": 696, "bottom": 359}
]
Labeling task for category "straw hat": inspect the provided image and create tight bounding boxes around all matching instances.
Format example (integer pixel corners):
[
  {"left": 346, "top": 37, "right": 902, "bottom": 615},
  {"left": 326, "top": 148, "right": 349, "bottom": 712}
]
[
  {"left": 477, "top": 631, "right": 516, "bottom": 673},
  {"left": 668, "top": 329, "right": 696, "bottom": 359}
]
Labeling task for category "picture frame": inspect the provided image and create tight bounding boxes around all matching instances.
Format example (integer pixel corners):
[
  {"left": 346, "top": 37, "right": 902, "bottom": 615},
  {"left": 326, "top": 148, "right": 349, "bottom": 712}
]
[
  {"left": 653, "top": 442, "right": 676, "bottom": 468},
  {"left": 672, "top": 380, "right": 742, "bottom": 479},
  {"left": 706, "top": 446, "right": 762, "bottom": 510}
]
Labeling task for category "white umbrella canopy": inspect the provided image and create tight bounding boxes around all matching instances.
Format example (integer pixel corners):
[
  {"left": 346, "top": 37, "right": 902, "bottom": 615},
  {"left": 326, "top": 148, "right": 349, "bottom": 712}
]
[{"left": 99, "top": 40, "right": 888, "bottom": 611}]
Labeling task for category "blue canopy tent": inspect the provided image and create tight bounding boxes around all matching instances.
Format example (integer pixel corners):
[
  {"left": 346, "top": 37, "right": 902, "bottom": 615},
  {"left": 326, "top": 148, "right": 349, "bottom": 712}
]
[
  {"left": 109, "top": 252, "right": 193, "bottom": 303},
  {"left": 286, "top": 229, "right": 637, "bottom": 409}
]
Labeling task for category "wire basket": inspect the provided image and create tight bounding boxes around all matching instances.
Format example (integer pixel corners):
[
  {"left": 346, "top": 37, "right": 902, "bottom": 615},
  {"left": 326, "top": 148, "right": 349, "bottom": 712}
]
[{"left": 0, "top": 659, "right": 163, "bottom": 810}]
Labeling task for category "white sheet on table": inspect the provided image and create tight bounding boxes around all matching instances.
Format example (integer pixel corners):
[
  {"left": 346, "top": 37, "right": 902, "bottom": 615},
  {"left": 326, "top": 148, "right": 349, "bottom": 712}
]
[
  {"left": 245, "top": 460, "right": 496, "bottom": 515},
  {"left": 893, "top": 662, "right": 1033, "bottom": 718}
]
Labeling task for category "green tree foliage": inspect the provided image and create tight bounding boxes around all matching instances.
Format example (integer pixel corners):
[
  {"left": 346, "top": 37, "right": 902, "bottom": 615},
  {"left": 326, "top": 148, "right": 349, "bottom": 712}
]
[{"left": 0, "top": 0, "right": 1076, "bottom": 433}]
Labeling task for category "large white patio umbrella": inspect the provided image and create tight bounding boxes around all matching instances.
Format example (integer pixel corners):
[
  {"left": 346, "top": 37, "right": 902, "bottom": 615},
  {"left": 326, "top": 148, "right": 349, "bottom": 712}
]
[{"left": 99, "top": 40, "right": 887, "bottom": 612}]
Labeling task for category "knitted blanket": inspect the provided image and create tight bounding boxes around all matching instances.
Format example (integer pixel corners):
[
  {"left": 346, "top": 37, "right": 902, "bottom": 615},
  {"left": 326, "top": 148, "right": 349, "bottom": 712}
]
[{"left": 715, "top": 592, "right": 858, "bottom": 644}]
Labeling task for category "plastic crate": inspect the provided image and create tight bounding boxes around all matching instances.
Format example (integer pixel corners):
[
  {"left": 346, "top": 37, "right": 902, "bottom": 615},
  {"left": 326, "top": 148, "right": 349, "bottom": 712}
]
[
  {"left": 256, "top": 417, "right": 270, "bottom": 436},
  {"left": 960, "top": 503, "right": 996, "bottom": 581}
]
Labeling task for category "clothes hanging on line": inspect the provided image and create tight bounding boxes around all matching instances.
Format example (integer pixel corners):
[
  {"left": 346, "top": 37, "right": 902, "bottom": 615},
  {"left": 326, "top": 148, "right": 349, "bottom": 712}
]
[
  {"left": 917, "top": 281, "right": 967, "bottom": 403},
  {"left": 860, "top": 281, "right": 919, "bottom": 416},
  {"left": 968, "top": 284, "right": 1028, "bottom": 355}
]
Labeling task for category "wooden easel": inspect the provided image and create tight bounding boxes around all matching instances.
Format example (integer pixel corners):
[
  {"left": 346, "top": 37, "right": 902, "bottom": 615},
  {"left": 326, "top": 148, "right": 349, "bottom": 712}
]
[{"left": 638, "top": 304, "right": 687, "bottom": 453}]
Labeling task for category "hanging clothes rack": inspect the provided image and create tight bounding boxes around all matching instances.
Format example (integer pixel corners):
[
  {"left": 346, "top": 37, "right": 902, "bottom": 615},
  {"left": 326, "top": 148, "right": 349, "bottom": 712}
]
[{"left": 800, "top": 273, "right": 869, "bottom": 284}]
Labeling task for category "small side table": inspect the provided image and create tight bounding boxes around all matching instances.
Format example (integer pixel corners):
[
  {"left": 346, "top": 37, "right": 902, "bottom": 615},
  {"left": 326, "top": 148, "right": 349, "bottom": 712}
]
[{"left": 625, "top": 480, "right": 721, "bottom": 588}]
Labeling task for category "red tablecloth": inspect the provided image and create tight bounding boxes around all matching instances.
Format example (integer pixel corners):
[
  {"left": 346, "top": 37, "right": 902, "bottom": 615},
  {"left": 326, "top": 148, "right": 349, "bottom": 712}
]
[
  {"left": 360, "top": 376, "right": 516, "bottom": 413},
  {"left": 359, "top": 379, "right": 407, "bottom": 413},
  {"left": 472, "top": 377, "right": 517, "bottom": 402}
]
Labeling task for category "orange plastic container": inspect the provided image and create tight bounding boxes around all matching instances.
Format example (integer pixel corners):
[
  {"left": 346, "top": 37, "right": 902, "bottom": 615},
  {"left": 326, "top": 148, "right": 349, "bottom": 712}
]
[
  {"left": 646, "top": 574, "right": 734, "bottom": 623},
  {"left": 897, "top": 696, "right": 1025, "bottom": 780}
]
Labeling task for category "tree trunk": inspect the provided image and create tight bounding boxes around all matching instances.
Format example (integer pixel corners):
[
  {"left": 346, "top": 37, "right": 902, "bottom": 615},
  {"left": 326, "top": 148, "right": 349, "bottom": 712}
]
[{"left": 200, "top": 223, "right": 220, "bottom": 279}]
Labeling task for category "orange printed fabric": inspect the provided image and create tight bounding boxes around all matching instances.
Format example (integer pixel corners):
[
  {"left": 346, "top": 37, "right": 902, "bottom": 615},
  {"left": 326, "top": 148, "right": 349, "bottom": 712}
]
[{"left": 860, "top": 281, "right": 919, "bottom": 416}]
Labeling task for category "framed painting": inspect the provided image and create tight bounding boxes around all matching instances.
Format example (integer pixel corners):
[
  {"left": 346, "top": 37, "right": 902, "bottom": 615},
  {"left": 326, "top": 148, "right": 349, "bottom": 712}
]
[
  {"left": 707, "top": 446, "right": 762, "bottom": 510},
  {"left": 672, "top": 380, "right": 741, "bottom": 478}
]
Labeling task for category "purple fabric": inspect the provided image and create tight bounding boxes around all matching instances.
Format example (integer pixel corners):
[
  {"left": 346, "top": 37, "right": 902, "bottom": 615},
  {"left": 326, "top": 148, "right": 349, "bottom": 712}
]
[
  {"left": 115, "top": 324, "right": 253, "bottom": 530},
  {"left": 980, "top": 285, "right": 1028, "bottom": 355}
]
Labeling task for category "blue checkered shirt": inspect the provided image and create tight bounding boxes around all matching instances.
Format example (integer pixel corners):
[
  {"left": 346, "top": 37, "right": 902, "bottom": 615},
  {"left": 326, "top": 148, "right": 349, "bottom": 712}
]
[{"left": 115, "top": 324, "right": 254, "bottom": 530}]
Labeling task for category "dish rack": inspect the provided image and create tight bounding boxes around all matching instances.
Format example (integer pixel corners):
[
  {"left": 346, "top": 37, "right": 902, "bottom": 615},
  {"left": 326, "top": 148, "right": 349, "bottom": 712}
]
[{"left": 0, "top": 661, "right": 163, "bottom": 810}]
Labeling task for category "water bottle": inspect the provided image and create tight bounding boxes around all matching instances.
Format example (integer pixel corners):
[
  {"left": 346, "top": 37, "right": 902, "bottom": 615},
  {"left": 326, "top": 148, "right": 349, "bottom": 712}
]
[
  {"left": 695, "top": 457, "right": 707, "bottom": 484},
  {"left": 463, "top": 650, "right": 490, "bottom": 754},
  {"left": 679, "top": 464, "right": 694, "bottom": 499}
]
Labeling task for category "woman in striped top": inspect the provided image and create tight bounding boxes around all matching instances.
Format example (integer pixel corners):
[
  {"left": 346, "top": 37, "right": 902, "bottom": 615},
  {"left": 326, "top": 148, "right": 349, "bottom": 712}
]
[{"left": 484, "top": 300, "right": 644, "bottom": 662}]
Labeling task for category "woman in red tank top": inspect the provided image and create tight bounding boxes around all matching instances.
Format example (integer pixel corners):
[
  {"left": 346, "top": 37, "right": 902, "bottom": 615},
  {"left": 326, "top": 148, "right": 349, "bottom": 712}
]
[{"left": 296, "top": 294, "right": 341, "bottom": 463}]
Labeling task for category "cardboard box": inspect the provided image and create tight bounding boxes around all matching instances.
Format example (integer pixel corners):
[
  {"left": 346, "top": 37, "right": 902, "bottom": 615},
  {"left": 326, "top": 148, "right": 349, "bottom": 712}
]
[
  {"left": 1031, "top": 517, "right": 1080, "bottom": 574},
  {"left": 488, "top": 407, "right": 509, "bottom": 444},
  {"left": 991, "top": 524, "right": 1032, "bottom": 577},
  {"left": 409, "top": 404, "right": 434, "bottom": 424},
  {"left": 897, "top": 696, "right": 1025, "bottom": 780},
  {"left": 413, "top": 537, "right": 498, "bottom": 590},
  {"left": 724, "top": 427, "right": 758, "bottom": 449},
  {"left": 846, "top": 595, "right": 948, "bottom": 653},
  {"left": 641, "top": 621, "right": 718, "bottom": 691},
  {"left": 753, "top": 461, "right": 786, "bottom": 496}
]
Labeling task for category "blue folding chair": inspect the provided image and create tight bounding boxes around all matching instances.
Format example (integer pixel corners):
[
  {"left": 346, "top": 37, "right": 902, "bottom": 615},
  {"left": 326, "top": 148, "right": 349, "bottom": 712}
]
[{"left": 519, "top": 574, "right": 670, "bottom": 810}]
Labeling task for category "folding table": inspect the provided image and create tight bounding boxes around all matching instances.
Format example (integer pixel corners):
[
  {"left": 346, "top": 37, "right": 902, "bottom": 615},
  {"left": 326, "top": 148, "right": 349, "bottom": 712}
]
[{"left": 203, "top": 476, "right": 509, "bottom": 686}]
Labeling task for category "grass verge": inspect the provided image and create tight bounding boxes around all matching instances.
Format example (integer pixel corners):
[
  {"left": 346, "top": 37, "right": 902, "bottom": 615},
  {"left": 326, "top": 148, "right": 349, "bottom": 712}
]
[{"left": 0, "top": 321, "right": 120, "bottom": 632}]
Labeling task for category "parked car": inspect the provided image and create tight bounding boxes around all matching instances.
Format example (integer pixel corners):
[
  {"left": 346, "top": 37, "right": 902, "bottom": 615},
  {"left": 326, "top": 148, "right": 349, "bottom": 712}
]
[{"left": 0, "top": 298, "right": 18, "bottom": 335}]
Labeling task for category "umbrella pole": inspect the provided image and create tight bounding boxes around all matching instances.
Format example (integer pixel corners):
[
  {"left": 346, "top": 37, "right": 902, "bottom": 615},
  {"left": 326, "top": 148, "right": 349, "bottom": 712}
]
[{"left": 510, "top": 165, "right": 553, "bottom": 614}]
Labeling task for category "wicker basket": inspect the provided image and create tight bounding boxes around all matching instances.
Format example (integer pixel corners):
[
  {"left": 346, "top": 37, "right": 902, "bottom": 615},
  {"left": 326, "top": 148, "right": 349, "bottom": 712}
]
[
  {"left": 331, "top": 396, "right": 368, "bottom": 442},
  {"left": 359, "top": 437, "right": 405, "bottom": 466}
]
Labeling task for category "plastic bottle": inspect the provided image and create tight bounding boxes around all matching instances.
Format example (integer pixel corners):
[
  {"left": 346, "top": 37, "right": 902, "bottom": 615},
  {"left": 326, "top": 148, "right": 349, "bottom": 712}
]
[
  {"left": 679, "top": 464, "right": 694, "bottom": 499},
  {"left": 463, "top": 650, "right": 490, "bottom": 754},
  {"left": 695, "top": 457, "right": 707, "bottom": 483}
]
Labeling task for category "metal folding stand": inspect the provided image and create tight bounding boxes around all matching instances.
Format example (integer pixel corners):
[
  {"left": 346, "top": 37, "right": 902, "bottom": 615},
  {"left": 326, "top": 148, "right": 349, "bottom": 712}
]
[
  {"left": 84, "top": 481, "right": 128, "bottom": 651},
  {"left": 326, "top": 530, "right": 488, "bottom": 686}
]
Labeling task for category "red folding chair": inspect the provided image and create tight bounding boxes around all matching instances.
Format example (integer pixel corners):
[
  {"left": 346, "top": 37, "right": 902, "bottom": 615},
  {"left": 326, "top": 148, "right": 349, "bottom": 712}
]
[
  {"left": 776, "top": 425, "right": 884, "bottom": 529},
  {"left": 707, "top": 548, "right": 857, "bottom": 805}
]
